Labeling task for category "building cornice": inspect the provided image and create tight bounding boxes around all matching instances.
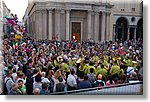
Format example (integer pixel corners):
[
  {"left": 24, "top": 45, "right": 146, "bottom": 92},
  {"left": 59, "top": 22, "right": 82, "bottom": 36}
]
[{"left": 27, "top": 1, "right": 113, "bottom": 16}]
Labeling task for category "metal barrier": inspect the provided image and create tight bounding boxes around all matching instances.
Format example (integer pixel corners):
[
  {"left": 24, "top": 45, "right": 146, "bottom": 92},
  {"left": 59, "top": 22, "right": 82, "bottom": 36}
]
[{"left": 50, "top": 81, "right": 143, "bottom": 95}]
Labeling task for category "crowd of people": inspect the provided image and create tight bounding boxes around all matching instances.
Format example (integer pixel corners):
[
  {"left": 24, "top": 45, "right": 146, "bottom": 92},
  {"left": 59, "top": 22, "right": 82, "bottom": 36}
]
[{"left": 0, "top": 33, "right": 143, "bottom": 95}]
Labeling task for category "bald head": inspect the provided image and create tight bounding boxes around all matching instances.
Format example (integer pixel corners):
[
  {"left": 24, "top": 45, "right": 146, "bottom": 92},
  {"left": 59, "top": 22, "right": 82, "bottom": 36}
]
[{"left": 33, "top": 88, "right": 40, "bottom": 95}]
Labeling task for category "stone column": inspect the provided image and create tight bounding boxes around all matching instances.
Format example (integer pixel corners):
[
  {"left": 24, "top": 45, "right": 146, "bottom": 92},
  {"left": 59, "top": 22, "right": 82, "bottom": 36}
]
[
  {"left": 94, "top": 11, "right": 99, "bottom": 41},
  {"left": 42, "top": 10, "right": 47, "bottom": 40},
  {"left": 35, "top": 11, "right": 39, "bottom": 40},
  {"left": 66, "top": 10, "right": 70, "bottom": 40},
  {"left": 33, "top": 14, "right": 36, "bottom": 39},
  {"left": 87, "top": 10, "right": 92, "bottom": 40},
  {"left": 39, "top": 10, "right": 43, "bottom": 40},
  {"left": 55, "top": 9, "right": 61, "bottom": 41},
  {"left": 31, "top": 16, "right": 34, "bottom": 39},
  {"left": 134, "top": 27, "right": 136, "bottom": 39},
  {"left": 113, "top": 25, "right": 116, "bottom": 41},
  {"left": 127, "top": 27, "right": 130, "bottom": 40},
  {"left": 101, "top": 11, "right": 106, "bottom": 42},
  {"left": 106, "top": 12, "right": 110, "bottom": 41},
  {"left": 48, "top": 9, "right": 53, "bottom": 40}
]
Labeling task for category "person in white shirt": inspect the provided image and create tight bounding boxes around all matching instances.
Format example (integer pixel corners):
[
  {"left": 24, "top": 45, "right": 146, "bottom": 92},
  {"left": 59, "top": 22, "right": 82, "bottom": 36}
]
[
  {"left": 12, "top": 69, "right": 17, "bottom": 82},
  {"left": 67, "top": 69, "right": 77, "bottom": 91},
  {"left": 4, "top": 70, "right": 15, "bottom": 94}
]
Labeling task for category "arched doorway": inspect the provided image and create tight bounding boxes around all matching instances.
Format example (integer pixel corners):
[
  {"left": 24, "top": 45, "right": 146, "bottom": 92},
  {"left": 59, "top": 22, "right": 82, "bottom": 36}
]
[
  {"left": 136, "top": 18, "right": 143, "bottom": 40},
  {"left": 116, "top": 17, "right": 128, "bottom": 41}
]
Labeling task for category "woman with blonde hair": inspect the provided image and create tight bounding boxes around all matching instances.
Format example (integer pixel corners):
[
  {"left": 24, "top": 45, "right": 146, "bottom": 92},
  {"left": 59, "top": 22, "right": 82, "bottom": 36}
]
[
  {"left": 47, "top": 70, "right": 55, "bottom": 93},
  {"left": 53, "top": 70, "right": 66, "bottom": 92}
]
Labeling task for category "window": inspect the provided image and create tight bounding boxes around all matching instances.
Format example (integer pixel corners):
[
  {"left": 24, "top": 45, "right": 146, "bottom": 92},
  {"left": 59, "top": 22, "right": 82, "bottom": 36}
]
[
  {"left": 121, "top": 8, "right": 124, "bottom": 11},
  {"left": 132, "top": 8, "right": 135, "bottom": 12}
]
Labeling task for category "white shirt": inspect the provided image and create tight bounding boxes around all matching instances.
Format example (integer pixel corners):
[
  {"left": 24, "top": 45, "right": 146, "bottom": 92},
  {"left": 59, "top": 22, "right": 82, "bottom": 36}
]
[
  {"left": 67, "top": 74, "right": 77, "bottom": 87},
  {"left": 41, "top": 77, "right": 50, "bottom": 83},
  {"left": 12, "top": 73, "right": 17, "bottom": 82},
  {"left": 63, "top": 54, "right": 68, "bottom": 60},
  {"left": 4, "top": 77, "right": 15, "bottom": 93},
  {"left": 127, "top": 67, "right": 134, "bottom": 76},
  {"left": 13, "top": 65, "right": 19, "bottom": 72}
]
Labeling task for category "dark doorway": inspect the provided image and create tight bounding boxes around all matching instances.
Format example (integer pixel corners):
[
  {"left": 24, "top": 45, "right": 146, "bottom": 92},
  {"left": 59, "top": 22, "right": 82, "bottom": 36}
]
[
  {"left": 116, "top": 17, "right": 128, "bottom": 41},
  {"left": 72, "top": 22, "right": 81, "bottom": 42},
  {"left": 129, "top": 28, "right": 135, "bottom": 40},
  {"left": 136, "top": 18, "right": 143, "bottom": 40}
]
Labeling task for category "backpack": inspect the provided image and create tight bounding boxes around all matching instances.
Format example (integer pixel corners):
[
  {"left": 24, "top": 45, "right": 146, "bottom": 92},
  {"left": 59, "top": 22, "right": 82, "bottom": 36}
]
[
  {"left": 93, "top": 80, "right": 105, "bottom": 87},
  {"left": 48, "top": 78, "right": 54, "bottom": 93},
  {"left": 25, "top": 76, "right": 34, "bottom": 95},
  {"left": 3, "top": 78, "right": 10, "bottom": 95},
  {"left": 56, "top": 83, "right": 65, "bottom": 92},
  {"left": 88, "top": 74, "right": 96, "bottom": 84}
]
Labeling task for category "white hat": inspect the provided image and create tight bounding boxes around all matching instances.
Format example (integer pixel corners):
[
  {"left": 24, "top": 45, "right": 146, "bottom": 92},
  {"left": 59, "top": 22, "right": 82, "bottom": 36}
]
[
  {"left": 72, "top": 57, "right": 77, "bottom": 61},
  {"left": 129, "top": 46, "right": 132, "bottom": 49},
  {"left": 132, "top": 61, "right": 137, "bottom": 64},
  {"left": 76, "top": 58, "right": 82, "bottom": 63},
  {"left": 120, "top": 43, "right": 123, "bottom": 46},
  {"left": 57, "top": 56, "right": 63, "bottom": 62}
]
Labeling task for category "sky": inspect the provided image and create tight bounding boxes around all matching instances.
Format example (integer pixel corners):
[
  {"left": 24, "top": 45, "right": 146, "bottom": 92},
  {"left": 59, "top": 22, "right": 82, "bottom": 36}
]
[{"left": 4, "top": 0, "right": 28, "bottom": 21}]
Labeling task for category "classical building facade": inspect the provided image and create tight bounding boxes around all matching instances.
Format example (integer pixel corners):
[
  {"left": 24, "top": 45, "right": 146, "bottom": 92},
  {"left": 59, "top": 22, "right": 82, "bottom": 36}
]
[
  {"left": 27, "top": 1, "right": 113, "bottom": 42},
  {"left": 112, "top": 0, "right": 143, "bottom": 41},
  {"left": 0, "top": 0, "right": 10, "bottom": 36},
  {"left": 26, "top": 0, "right": 143, "bottom": 42}
]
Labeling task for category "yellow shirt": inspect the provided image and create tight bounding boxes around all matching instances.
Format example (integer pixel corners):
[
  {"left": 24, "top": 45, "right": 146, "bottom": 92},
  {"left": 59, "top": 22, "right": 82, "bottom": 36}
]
[
  {"left": 83, "top": 64, "right": 89, "bottom": 74},
  {"left": 96, "top": 68, "right": 108, "bottom": 78},
  {"left": 103, "top": 60, "right": 108, "bottom": 67},
  {"left": 61, "top": 63, "right": 70, "bottom": 72},
  {"left": 110, "top": 65, "right": 120, "bottom": 76},
  {"left": 85, "top": 65, "right": 96, "bottom": 75},
  {"left": 54, "top": 60, "right": 59, "bottom": 67}
]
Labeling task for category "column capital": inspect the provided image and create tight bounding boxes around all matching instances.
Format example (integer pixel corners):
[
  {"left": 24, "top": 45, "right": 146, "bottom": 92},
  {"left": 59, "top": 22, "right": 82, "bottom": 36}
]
[
  {"left": 41, "top": 9, "right": 47, "bottom": 14},
  {"left": 55, "top": 8, "right": 61, "bottom": 13},
  {"left": 60, "top": 9, "right": 65, "bottom": 14},
  {"left": 101, "top": 11, "right": 106, "bottom": 14},
  {"left": 94, "top": 10, "right": 100, "bottom": 15},
  {"left": 106, "top": 11, "right": 111, "bottom": 15},
  {"left": 48, "top": 8, "right": 53, "bottom": 13},
  {"left": 66, "top": 9, "right": 71, "bottom": 12},
  {"left": 87, "top": 10, "right": 93, "bottom": 13},
  {"left": 35, "top": 10, "right": 41, "bottom": 13}
]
